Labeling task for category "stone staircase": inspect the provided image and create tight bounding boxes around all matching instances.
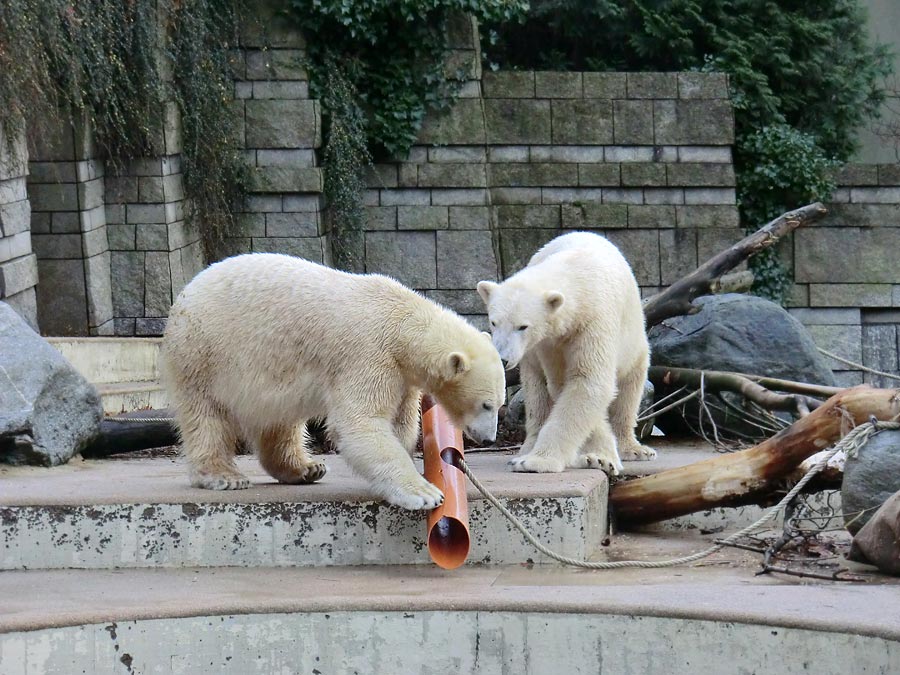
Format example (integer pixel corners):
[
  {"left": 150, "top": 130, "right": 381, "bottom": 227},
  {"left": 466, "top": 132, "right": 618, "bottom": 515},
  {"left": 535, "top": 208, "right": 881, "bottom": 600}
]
[{"left": 48, "top": 337, "right": 168, "bottom": 414}]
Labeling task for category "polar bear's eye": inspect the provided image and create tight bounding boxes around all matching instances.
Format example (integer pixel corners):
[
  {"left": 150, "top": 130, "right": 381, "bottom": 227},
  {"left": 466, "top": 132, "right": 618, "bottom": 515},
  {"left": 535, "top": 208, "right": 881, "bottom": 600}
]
[
  {"left": 490, "top": 320, "right": 497, "bottom": 327},
  {"left": 482, "top": 402, "right": 493, "bottom": 412},
  {"left": 517, "top": 325, "right": 528, "bottom": 331}
]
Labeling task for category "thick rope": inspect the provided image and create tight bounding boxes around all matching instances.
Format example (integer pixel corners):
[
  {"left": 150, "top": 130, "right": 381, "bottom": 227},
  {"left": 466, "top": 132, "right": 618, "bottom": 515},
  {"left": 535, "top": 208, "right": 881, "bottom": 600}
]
[
  {"left": 107, "top": 416, "right": 175, "bottom": 423},
  {"left": 818, "top": 347, "right": 900, "bottom": 382},
  {"left": 457, "top": 419, "right": 900, "bottom": 569}
]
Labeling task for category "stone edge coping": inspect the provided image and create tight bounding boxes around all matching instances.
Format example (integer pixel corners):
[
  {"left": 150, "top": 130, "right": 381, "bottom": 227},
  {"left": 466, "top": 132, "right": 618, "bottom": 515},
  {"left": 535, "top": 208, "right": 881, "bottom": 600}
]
[
  {"left": 1, "top": 566, "right": 898, "bottom": 641},
  {"left": 0, "top": 454, "right": 606, "bottom": 507}
]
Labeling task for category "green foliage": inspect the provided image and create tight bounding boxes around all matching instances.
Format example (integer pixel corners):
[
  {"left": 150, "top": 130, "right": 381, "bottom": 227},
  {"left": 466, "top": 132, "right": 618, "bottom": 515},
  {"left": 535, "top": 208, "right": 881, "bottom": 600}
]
[
  {"left": 169, "top": 0, "right": 251, "bottom": 262},
  {"left": 319, "top": 54, "right": 372, "bottom": 273},
  {"left": 484, "top": 0, "right": 890, "bottom": 158},
  {"left": 483, "top": 1, "right": 891, "bottom": 303},
  {"left": 737, "top": 125, "right": 837, "bottom": 302},
  {"left": 286, "top": 0, "right": 525, "bottom": 268},
  {"left": 0, "top": 0, "right": 248, "bottom": 262},
  {"left": 0, "top": 0, "right": 166, "bottom": 161},
  {"left": 288, "top": 0, "right": 527, "bottom": 158}
]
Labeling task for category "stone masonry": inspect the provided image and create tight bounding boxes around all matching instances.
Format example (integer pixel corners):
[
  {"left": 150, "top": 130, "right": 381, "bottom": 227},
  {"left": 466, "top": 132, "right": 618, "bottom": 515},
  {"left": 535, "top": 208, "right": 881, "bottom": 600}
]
[
  {"left": 365, "top": 68, "right": 737, "bottom": 329},
  {"left": 26, "top": 118, "right": 114, "bottom": 336},
  {"left": 13, "top": 12, "right": 900, "bottom": 388},
  {"left": 789, "top": 164, "right": 900, "bottom": 386},
  {"left": 0, "top": 124, "right": 38, "bottom": 330},
  {"left": 221, "top": 12, "right": 327, "bottom": 266}
]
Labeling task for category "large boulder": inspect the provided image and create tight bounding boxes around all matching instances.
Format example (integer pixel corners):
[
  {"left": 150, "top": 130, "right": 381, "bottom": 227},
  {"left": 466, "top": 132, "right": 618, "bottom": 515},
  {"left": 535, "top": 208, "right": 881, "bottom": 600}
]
[
  {"left": 842, "top": 429, "right": 900, "bottom": 535},
  {"left": 848, "top": 489, "right": 900, "bottom": 576},
  {"left": 0, "top": 302, "right": 102, "bottom": 465},
  {"left": 648, "top": 294, "right": 835, "bottom": 438},
  {"left": 649, "top": 294, "right": 835, "bottom": 384}
]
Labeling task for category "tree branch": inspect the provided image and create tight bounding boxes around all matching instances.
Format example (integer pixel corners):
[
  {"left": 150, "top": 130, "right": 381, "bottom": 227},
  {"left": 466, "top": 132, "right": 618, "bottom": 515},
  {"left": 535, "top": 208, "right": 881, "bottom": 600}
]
[
  {"left": 642, "top": 202, "right": 827, "bottom": 327},
  {"left": 610, "top": 386, "right": 900, "bottom": 526}
]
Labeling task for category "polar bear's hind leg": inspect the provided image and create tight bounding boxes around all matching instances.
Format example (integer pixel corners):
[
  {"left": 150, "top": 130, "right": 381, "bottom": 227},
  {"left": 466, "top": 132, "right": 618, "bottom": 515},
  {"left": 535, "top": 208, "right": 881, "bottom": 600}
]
[{"left": 257, "top": 423, "right": 328, "bottom": 484}]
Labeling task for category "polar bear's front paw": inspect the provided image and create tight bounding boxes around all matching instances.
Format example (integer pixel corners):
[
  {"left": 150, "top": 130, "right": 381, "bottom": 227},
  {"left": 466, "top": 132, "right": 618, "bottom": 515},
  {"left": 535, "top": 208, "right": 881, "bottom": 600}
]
[
  {"left": 191, "top": 471, "right": 251, "bottom": 490},
  {"left": 384, "top": 477, "right": 445, "bottom": 510},
  {"left": 619, "top": 443, "right": 657, "bottom": 462},
  {"left": 576, "top": 453, "right": 622, "bottom": 477},
  {"left": 508, "top": 454, "right": 565, "bottom": 473}
]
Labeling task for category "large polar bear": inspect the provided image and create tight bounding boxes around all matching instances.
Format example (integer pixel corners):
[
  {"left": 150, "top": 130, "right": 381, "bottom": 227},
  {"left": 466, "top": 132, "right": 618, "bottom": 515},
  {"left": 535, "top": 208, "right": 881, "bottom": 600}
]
[
  {"left": 161, "top": 253, "right": 506, "bottom": 510},
  {"left": 477, "top": 232, "right": 655, "bottom": 475}
]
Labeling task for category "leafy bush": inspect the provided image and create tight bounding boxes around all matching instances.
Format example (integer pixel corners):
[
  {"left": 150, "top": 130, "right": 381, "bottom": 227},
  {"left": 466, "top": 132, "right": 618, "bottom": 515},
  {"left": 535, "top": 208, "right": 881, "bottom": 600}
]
[{"left": 483, "top": 0, "right": 891, "bottom": 302}]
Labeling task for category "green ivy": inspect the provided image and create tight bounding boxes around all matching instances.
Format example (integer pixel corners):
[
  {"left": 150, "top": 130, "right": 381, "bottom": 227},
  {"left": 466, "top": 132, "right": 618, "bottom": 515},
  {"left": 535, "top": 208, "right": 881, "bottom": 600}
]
[
  {"left": 483, "top": 0, "right": 891, "bottom": 302},
  {"left": 0, "top": 0, "right": 166, "bottom": 162},
  {"left": 0, "top": 0, "right": 248, "bottom": 263},
  {"left": 285, "top": 0, "right": 526, "bottom": 269},
  {"left": 318, "top": 53, "right": 372, "bottom": 273},
  {"left": 169, "top": 0, "right": 251, "bottom": 262},
  {"left": 288, "top": 0, "right": 527, "bottom": 158}
]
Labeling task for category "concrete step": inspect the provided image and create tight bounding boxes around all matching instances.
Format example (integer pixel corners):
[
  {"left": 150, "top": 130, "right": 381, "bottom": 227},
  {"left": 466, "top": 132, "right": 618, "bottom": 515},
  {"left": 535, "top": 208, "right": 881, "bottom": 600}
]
[
  {"left": 2, "top": 543, "right": 898, "bottom": 674},
  {"left": 95, "top": 381, "right": 168, "bottom": 415},
  {"left": 47, "top": 337, "right": 169, "bottom": 414},
  {"left": 0, "top": 452, "right": 608, "bottom": 570}
]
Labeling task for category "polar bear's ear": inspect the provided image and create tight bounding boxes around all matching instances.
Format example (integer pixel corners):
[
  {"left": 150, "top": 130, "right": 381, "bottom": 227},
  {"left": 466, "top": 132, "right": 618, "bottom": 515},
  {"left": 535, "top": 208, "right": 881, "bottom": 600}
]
[
  {"left": 447, "top": 352, "right": 471, "bottom": 377},
  {"left": 545, "top": 291, "right": 565, "bottom": 311},
  {"left": 476, "top": 280, "right": 498, "bottom": 304}
]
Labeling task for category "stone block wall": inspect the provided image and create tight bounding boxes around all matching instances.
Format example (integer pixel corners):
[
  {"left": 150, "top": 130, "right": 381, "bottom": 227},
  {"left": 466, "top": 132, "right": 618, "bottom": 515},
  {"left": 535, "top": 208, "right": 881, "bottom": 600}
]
[
  {"left": 0, "top": 125, "right": 38, "bottom": 329},
  {"left": 789, "top": 164, "right": 900, "bottom": 386},
  {"left": 25, "top": 120, "right": 114, "bottom": 336},
  {"left": 220, "top": 15, "right": 328, "bottom": 265},
  {"left": 363, "top": 69, "right": 737, "bottom": 328}
]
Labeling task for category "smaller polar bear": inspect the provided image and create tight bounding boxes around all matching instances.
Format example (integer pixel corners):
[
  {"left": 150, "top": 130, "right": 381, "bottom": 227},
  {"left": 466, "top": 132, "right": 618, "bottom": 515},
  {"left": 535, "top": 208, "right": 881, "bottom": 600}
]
[
  {"left": 477, "top": 232, "right": 655, "bottom": 475},
  {"left": 161, "top": 253, "right": 506, "bottom": 510}
]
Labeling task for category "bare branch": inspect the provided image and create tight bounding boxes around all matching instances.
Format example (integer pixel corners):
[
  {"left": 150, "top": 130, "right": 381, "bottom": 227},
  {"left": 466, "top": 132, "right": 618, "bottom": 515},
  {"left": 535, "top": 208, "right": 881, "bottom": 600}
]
[{"left": 643, "top": 202, "right": 828, "bottom": 327}]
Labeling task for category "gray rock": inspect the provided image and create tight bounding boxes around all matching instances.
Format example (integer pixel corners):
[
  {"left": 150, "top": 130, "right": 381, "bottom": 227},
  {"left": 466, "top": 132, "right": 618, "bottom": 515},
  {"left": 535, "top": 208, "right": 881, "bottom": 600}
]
[
  {"left": 842, "top": 430, "right": 900, "bottom": 535},
  {"left": 650, "top": 294, "right": 835, "bottom": 383},
  {"left": 0, "top": 302, "right": 102, "bottom": 466},
  {"left": 637, "top": 380, "right": 655, "bottom": 441},
  {"left": 649, "top": 294, "right": 835, "bottom": 439}
]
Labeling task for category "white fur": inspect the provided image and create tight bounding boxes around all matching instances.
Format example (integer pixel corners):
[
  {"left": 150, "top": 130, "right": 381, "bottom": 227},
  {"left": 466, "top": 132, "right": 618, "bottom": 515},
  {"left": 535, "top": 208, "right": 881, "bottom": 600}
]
[
  {"left": 477, "top": 232, "right": 656, "bottom": 476},
  {"left": 161, "top": 253, "right": 506, "bottom": 510}
]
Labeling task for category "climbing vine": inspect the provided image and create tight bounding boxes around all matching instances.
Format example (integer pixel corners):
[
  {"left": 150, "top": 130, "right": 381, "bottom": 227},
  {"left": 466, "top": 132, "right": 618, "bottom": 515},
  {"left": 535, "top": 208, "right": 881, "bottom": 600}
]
[
  {"left": 0, "top": 0, "right": 248, "bottom": 262},
  {"left": 317, "top": 54, "right": 371, "bottom": 273},
  {"left": 286, "top": 0, "right": 526, "bottom": 270}
]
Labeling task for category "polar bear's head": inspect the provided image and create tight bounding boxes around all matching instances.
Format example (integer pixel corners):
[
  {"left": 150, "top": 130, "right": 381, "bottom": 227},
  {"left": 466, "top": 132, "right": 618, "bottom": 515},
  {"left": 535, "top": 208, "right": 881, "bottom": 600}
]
[
  {"left": 476, "top": 279, "right": 565, "bottom": 370},
  {"left": 432, "top": 332, "right": 506, "bottom": 444}
]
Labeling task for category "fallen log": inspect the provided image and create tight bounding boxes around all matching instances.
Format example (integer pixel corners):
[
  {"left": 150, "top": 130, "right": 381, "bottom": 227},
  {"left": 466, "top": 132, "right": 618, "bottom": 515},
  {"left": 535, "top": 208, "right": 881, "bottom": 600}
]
[
  {"left": 642, "top": 202, "right": 827, "bottom": 327},
  {"left": 81, "top": 412, "right": 177, "bottom": 458},
  {"left": 610, "top": 385, "right": 900, "bottom": 527}
]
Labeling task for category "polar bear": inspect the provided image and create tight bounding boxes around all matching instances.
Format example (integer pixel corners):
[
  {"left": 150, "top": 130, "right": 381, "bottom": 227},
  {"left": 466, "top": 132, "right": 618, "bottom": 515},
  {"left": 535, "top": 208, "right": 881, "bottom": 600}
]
[
  {"left": 477, "top": 232, "right": 655, "bottom": 475},
  {"left": 161, "top": 253, "right": 506, "bottom": 510}
]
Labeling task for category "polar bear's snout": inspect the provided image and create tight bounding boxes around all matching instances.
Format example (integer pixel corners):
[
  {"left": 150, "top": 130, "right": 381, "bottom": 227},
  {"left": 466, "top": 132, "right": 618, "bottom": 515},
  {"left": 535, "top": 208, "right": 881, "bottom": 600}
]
[
  {"left": 490, "top": 328, "right": 526, "bottom": 371},
  {"left": 464, "top": 408, "right": 498, "bottom": 444}
]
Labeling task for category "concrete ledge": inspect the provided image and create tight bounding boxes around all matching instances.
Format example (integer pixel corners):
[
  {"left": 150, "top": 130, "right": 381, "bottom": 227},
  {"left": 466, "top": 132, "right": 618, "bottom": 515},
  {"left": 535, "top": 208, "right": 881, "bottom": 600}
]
[
  {"left": 1, "top": 565, "right": 898, "bottom": 674},
  {"left": 0, "top": 454, "right": 607, "bottom": 569}
]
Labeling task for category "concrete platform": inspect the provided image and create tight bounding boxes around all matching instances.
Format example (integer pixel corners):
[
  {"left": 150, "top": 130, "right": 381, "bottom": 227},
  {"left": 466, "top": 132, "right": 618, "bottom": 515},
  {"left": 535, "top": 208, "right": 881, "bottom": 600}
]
[
  {"left": 0, "top": 453, "right": 607, "bottom": 569},
  {"left": 1, "top": 536, "right": 898, "bottom": 674}
]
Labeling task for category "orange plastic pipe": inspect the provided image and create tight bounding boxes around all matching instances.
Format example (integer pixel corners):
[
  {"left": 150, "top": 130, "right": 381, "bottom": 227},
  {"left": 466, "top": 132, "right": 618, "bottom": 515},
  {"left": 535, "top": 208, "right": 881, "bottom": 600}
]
[{"left": 421, "top": 395, "right": 470, "bottom": 569}]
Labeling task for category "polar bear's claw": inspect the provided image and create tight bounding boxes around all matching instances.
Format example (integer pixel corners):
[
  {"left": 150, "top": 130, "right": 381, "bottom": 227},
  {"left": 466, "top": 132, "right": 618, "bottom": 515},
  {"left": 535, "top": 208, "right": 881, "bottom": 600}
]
[
  {"left": 577, "top": 453, "right": 622, "bottom": 476},
  {"left": 275, "top": 460, "right": 328, "bottom": 485},
  {"left": 384, "top": 477, "right": 445, "bottom": 510},
  {"left": 508, "top": 454, "right": 565, "bottom": 473},
  {"left": 619, "top": 444, "right": 657, "bottom": 461},
  {"left": 192, "top": 472, "right": 251, "bottom": 490}
]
